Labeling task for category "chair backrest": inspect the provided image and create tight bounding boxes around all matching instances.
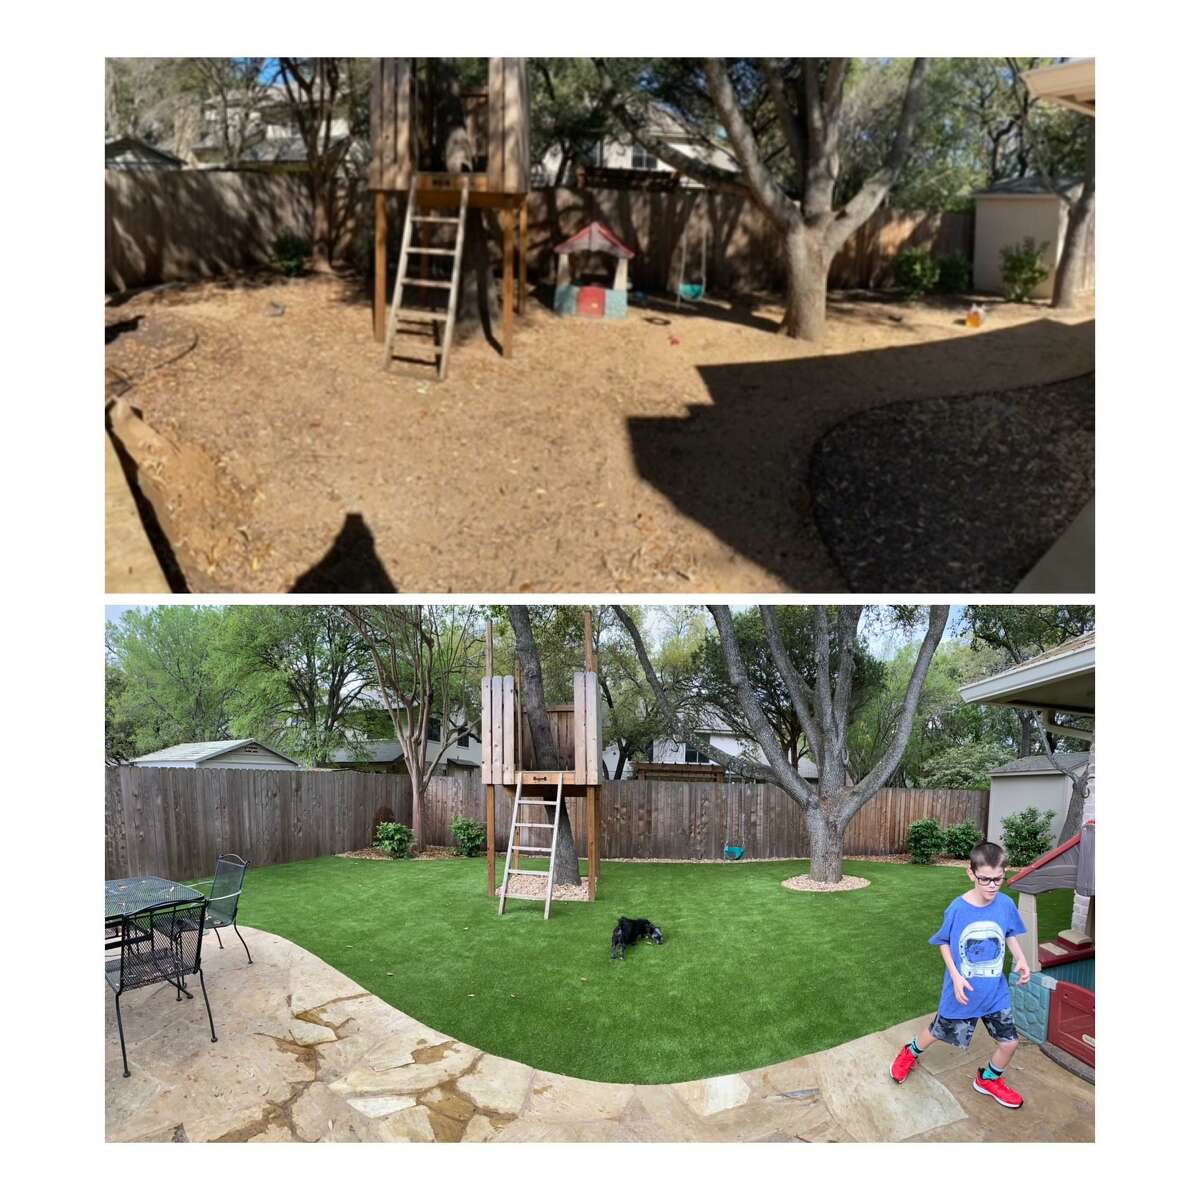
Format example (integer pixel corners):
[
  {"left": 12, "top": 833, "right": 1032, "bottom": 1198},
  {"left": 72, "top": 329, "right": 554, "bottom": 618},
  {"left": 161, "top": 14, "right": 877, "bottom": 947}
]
[
  {"left": 115, "top": 898, "right": 208, "bottom": 993},
  {"left": 209, "top": 853, "right": 248, "bottom": 926}
]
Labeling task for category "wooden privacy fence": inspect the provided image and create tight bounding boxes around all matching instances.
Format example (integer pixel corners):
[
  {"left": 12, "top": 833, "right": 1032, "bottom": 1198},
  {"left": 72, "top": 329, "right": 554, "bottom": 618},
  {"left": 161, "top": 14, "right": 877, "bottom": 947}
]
[
  {"left": 105, "top": 766, "right": 411, "bottom": 881},
  {"left": 106, "top": 766, "right": 986, "bottom": 879},
  {"left": 106, "top": 168, "right": 972, "bottom": 296}
]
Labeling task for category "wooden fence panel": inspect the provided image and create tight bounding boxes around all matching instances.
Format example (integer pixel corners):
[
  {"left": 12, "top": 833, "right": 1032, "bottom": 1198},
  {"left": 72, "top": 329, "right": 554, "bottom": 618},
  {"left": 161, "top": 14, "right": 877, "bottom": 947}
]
[{"left": 105, "top": 767, "right": 988, "bottom": 879}]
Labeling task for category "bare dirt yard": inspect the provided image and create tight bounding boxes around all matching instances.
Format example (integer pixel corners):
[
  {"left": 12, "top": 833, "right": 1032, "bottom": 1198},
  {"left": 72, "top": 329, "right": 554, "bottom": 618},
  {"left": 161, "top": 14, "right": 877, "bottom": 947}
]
[{"left": 105, "top": 274, "right": 1094, "bottom": 593}]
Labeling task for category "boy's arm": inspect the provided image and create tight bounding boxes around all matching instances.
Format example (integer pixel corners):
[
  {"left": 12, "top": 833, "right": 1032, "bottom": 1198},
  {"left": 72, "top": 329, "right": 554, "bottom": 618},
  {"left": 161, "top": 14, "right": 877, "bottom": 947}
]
[
  {"left": 940, "top": 944, "right": 972, "bottom": 1005},
  {"left": 1006, "top": 936, "right": 1031, "bottom": 985}
]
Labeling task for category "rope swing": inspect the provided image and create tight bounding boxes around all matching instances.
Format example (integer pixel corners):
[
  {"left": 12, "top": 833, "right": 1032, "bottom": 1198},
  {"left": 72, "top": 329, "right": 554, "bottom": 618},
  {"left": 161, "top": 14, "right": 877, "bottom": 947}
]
[{"left": 676, "top": 200, "right": 707, "bottom": 305}]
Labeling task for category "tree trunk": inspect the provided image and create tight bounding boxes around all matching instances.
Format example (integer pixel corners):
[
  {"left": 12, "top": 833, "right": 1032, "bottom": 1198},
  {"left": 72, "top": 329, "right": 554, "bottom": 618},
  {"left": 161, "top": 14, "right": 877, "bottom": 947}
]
[
  {"left": 310, "top": 176, "right": 334, "bottom": 272},
  {"left": 508, "top": 605, "right": 583, "bottom": 886},
  {"left": 780, "top": 226, "right": 828, "bottom": 342},
  {"left": 1051, "top": 186, "right": 1094, "bottom": 310},
  {"left": 409, "top": 769, "right": 425, "bottom": 850},
  {"left": 1052, "top": 126, "right": 1095, "bottom": 311},
  {"left": 452, "top": 210, "right": 501, "bottom": 344},
  {"left": 806, "top": 806, "right": 845, "bottom": 883}
]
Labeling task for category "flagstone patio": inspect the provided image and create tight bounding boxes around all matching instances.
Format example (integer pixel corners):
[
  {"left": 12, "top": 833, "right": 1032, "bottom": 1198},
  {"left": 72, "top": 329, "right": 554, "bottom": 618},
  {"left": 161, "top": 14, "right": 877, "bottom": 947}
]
[{"left": 104, "top": 927, "right": 1094, "bottom": 1143}]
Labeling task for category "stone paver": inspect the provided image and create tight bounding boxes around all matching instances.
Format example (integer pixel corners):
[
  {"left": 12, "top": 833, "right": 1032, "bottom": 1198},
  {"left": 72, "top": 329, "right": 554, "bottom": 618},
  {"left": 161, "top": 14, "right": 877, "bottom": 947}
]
[{"left": 105, "top": 927, "right": 1094, "bottom": 1143}]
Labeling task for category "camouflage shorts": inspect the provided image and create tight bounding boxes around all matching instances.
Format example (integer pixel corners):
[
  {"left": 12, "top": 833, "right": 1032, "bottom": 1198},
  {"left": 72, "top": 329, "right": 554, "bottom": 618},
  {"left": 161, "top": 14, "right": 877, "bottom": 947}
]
[{"left": 929, "top": 1008, "right": 1018, "bottom": 1049}]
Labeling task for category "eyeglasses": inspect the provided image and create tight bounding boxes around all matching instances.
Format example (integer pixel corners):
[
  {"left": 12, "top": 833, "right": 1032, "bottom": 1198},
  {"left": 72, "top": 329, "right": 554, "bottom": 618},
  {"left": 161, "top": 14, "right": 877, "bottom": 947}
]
[{"left": 973, "top": 874, "right": 1004, "bottom": 887}]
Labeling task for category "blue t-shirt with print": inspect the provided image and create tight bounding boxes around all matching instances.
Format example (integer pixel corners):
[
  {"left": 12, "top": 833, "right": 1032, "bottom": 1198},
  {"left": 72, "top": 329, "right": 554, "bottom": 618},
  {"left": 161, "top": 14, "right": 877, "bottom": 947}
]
[{"left": 929, "top": 893, "right": 1026, "bottom": 1019}]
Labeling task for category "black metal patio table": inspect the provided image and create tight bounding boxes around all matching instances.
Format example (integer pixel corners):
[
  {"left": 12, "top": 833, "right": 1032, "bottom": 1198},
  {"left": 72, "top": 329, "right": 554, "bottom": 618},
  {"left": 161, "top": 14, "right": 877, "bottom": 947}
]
[{"left": 106, "top": 876, "right": 205, "bottom": 921}]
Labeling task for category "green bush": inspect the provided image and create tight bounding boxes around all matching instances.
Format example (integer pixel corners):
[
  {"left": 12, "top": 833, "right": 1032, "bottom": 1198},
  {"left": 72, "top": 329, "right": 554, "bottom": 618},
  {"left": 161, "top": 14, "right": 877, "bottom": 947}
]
[
  {"left": 374, "top": 821, "right": 414, "bottom": 859},
  {"left": 937, "top": 252, "right": 972, "bottom": 294},
  {"left": 895, "top": 247, "right": 940, "bottom": 299},
  {"left": 451, "top": 816, "right": 486, "bottom": 858},
  {"left": 272, "top": 230, "right": 311, "bottom": 277},
  {"left": 906, "top": 818, "right": 945, "bottom": 865},
  {"left": 944, "top": 823, "right": 983, "bottom": 860},
  {"left": 999, "top": 237, "right": 1051, "bottom": 302},
  {"left": 999, "top": 806, "right": 1055, "bottom": 867}
]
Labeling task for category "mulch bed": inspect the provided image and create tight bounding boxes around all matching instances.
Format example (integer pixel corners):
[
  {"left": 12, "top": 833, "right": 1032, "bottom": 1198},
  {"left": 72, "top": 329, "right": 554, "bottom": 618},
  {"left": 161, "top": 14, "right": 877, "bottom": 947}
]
[
  {"left": 339, "top": 845, "right": 459, "bottom": 861},
  {"left": 810, "top": 373, "right": 1094, "bottom": 591}
]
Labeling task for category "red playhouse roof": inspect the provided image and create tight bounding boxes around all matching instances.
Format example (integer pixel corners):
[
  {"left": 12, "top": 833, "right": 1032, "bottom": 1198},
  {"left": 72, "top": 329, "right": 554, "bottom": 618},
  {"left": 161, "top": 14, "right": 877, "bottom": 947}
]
[
  {"left": 553, "top": 221, "right": 635, "bottom": 259},
  {"left": 1007, "top": 820, "right": 1095, "bottom": 895}
]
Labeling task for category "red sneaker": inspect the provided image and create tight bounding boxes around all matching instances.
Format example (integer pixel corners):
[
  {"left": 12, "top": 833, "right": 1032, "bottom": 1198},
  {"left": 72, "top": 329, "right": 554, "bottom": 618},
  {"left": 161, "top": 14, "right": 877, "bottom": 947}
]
[
  {"left": 890, "top": 1044, "right": 918, "bottom": 1083},
  {"left": 973, "top": 1069, "right": 1024, "bottom": 1108}
]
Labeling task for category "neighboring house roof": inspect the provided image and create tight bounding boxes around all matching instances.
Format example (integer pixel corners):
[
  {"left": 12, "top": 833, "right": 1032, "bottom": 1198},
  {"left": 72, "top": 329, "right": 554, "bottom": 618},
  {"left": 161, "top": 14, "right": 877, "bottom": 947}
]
[
  {"left": 105, "top": 137, "right": 184, "bottom": 168},
  {"left": 958, "top": 633, "right": 1095, "bottom": 715},
  {"left": 990, "top": 751, "right": 1090, "bottom": 777},
  {"left": 554, "top": 221, "right": 635, "bottom": 258},
  {"left": 975, "top": 175, "right": 1084, "bottom": 198},
  {"left": 132, "top": 739, "right": 300, "bottom": 766},
  {"left": 328, "top": 740, "right": 479, "bottom": 768}
]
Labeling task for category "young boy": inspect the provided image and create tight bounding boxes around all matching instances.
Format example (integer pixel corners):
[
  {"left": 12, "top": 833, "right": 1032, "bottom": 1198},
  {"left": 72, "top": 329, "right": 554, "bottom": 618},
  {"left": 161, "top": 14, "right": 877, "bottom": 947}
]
[{"left": 890, "top": 840, "right": 1032, "bottom": 1108}]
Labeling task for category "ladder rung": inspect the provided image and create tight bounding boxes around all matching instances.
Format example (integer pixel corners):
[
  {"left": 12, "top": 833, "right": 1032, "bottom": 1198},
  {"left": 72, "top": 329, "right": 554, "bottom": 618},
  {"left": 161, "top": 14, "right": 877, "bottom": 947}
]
[
  {"left": 393, "top": 306, "right": 448, "bottom": 323},
  {"left": 512, "top": 845, "right": 551, "bottom": 853},
  {"left": 516, "top": 798, "right": 560, "bottom": 806},
  {"left": 515, "top": 821, "right": 555, "bottom": 828},
  {"left": 403, "top": 278, "right": 452, "bottom": 288},
  {"left": 509, "top": 869, "right": 549, "bottom": 877},
  {"left": 407, "top": 247, "right": 456, "bottom": 256},
  {"left": 412, "top": 216, "right": 460, "bottom": 224}
]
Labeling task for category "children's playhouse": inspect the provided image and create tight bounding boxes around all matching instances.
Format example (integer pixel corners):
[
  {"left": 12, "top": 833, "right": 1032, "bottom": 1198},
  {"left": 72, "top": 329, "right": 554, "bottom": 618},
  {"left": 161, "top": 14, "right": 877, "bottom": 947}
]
[{"left": 552, "top": 221, "right": 635, "bottom": 319}]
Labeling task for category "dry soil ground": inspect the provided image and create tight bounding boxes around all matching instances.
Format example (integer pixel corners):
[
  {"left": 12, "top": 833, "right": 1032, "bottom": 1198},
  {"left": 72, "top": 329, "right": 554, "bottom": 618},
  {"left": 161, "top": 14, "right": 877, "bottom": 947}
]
[{"left": 105, "top": 275, "right": 1094, "bottom": 593}]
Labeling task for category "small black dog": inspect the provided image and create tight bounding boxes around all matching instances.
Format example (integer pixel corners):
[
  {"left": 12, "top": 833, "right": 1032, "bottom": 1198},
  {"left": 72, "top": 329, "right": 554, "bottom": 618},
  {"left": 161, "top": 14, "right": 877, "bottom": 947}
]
[{"left": 610, "top": 915, "right": 664, "bottom": 960}]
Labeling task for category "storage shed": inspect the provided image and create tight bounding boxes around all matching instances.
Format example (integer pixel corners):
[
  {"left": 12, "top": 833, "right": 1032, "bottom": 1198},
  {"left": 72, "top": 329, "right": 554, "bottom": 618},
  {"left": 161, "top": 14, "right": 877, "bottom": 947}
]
[
  {"left": 131, "top": 739, "right": 301, "bottom": 770},
  {"left": 986, "top": 751, "right": 1090, "bottom": 845},
  {"left": 973, "top": 176, "right": 1095, "bottom": 299}
]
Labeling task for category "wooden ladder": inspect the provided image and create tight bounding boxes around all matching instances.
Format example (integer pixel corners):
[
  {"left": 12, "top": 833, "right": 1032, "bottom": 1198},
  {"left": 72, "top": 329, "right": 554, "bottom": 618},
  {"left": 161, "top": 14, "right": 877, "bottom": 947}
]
[
  {"left": 498, "top": 773, "right": 564, "bottom": 920},
  {"left": 383, "top": 176, "right": 470, "bottom": 381}
]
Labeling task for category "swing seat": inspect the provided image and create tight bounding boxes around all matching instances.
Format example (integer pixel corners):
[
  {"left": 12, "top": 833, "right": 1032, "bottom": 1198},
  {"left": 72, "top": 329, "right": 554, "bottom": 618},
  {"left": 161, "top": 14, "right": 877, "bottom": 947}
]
[
  {"left": 723, "top": 844, "right": 744, "bottom": 861},
  {"left": 677, "top": 283, "right": 705, "bottom": 302}
]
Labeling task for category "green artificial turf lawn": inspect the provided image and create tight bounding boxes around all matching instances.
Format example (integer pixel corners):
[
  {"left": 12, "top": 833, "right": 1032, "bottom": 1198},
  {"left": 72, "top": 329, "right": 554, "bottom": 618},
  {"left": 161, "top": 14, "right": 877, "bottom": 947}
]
[{"left": 231, "top": 856, "right": 1074, "bottom": 1085}]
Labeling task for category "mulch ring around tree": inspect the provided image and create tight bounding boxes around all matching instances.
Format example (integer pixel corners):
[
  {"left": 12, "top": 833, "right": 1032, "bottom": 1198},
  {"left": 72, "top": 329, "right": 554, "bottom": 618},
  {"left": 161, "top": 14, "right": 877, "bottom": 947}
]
[
  {"left": 810, "top": 372, "right": 1094, "bottom": 592},
  {"left": 782, "top": 874, "right": 871, "bottom": 892},
  {"left": 339, "top": 845, "right": 459, "bottom": 861}
]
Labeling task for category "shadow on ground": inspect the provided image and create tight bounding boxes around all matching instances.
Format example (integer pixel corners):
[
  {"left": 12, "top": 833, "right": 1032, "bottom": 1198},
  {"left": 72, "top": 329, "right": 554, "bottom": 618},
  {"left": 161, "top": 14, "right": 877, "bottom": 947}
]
[
  {"left": 291, "top": 513, "right": 397, "bottom": 592},
  {"left": 627, "top": 318, "right": 1095, "bottom": 592}
]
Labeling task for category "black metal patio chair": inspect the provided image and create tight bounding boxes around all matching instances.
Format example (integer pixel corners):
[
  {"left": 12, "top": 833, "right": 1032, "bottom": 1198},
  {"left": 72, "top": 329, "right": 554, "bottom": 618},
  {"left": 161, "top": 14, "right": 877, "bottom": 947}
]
[
  {"left": 105, "top": 898, "right": 218, "bottom": 1079},
  {"left": 189, "top": 852, "right": 253, "bottom": 963}
]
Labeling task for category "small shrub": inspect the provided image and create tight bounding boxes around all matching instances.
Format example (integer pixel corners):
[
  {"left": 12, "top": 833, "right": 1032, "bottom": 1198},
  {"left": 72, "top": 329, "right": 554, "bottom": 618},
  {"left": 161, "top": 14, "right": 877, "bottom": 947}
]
[
  {"left": 937, "top": 252, "right": 972, "bottom": 294},
  {"left": 894, "top": 247, "right": 940, "bottom": 299},
  {"left": 999, "top": 237, "right": 1051, "bottom": 302},
  {"left": 907, "top": 817, "right": 945, "bottom": 865},
  {"left": 944, "top": 823, "right": 983, "bottom": 860},
  {"left": 273, "top": 230, "right": 312, "bottom": 277},
  {"left": 999, "top": 806, "right": 1055, "bottom": 867},
  {"left": 451, "top": 816, "right": 486, "bottom": 858},
  {"left": 374, "top": 821, "right": 414, "bottom": 859}
]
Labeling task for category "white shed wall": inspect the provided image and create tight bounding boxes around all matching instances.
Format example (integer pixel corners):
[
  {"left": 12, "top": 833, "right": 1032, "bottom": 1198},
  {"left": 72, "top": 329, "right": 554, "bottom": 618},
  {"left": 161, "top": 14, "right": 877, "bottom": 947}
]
[
  {"left": 988, "top": 772, "right": 1073, "bottom": 845},
  {"left": 973, "top": 196, "right": 1066, "bottom": 298}
]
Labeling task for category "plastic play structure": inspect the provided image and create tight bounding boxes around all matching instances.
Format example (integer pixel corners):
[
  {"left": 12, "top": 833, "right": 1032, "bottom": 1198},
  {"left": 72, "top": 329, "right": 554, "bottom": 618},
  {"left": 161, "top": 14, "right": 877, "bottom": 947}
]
[
  {"left": 481, "top": 621, "right": 604, "bottom": 918},
  {"left": 552, "top": 221, "right": 636, "bottom": 319},
  {"left": 368, "top": 58, "right": 531, "bottom": 375},
  {"left": 1005, "top": 823, "right": 1095, "bottom": 1069}
]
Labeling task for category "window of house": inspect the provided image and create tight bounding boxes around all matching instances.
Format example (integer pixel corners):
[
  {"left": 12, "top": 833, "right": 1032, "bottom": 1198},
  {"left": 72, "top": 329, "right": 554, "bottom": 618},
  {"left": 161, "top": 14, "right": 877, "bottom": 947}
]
[
  {"left": 428, "top": 717, "right": 441, "bottom": 743},
  {"left": 631, "top": 143, "right": 658, "bottom": 171},
  {"left": 458, "top": 731, "right": 471, "bottom": 748},
  {"left": 579, "top": 140, "right": 603, "bottom": 167},
  {"left": 684, "top": 743, "right": 713, "bottom": 764}
]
